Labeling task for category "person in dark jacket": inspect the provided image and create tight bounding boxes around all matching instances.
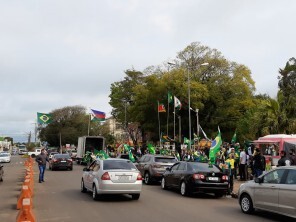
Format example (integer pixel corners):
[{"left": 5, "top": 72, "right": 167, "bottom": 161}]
[
  {"left": 277, "top": 150, "right": 291, "bottom": 166},
  {"left": 35, "top": 148, "right": 49, "bottom": 183},
  {"left": 289, "top": 149, "right": 296, "bottom": 166},
  {"left": 253, "top": 148, "right": 265, "bottom": 178}
]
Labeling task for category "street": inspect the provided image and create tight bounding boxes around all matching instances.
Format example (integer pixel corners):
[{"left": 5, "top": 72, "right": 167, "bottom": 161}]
[{"left": 0, "top": 155, "right": 294, "bottom": 222}]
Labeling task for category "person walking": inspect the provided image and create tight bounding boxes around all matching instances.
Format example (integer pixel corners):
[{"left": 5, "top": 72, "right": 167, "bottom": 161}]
[
  {"left": 277, "top": 150, "right": 291, "bottom": 166},
  {"left": 35, "top": 148, "right": 49, "bottom": 183}
]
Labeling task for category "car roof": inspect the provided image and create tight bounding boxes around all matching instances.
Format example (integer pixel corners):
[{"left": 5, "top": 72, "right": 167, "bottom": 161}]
[{"left": 145, "top": 154, "right": 176, "bottom": 158}]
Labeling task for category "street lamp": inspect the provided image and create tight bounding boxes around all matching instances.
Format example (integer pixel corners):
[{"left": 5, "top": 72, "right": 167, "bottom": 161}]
[{"left": 188, "top": 62, "right": 208, "bottom": 149}]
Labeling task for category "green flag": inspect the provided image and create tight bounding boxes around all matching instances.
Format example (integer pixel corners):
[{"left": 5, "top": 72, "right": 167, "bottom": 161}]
[
  {"left": 128, "top": 150, "right": 135, "bottom": 162},
  {"left": 209, "top": 127, "right": 222, "bottom": 164},
  {"left": 231, "top": 130, "right": 237, "bottom": 144},
  {"left": 168, "top": 92, "right": 173, "bottom": 104},
  {"left": 123, "top": 144, "right": 135, "bottom": 162},
  {"left": 95, "top": 149, "right": 109, "bottom": 159},
  {"left": 37, "top": 112, "right": 52, "bottom": 124},
  {"left": 147, "top": 144, "right": 156, "bottom": 154}
]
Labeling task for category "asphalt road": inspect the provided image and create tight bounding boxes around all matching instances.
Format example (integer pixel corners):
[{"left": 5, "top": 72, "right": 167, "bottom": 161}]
[{"left": 1, "top": 155, "right": 294, "bottom": 222}]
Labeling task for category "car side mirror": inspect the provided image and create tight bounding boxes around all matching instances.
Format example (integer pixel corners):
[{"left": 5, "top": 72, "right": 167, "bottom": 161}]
[
  {"left": 166, "top": 167, "right": 171, "bottom": 171},
  {"left": 83, "top": 167, "right": 88, "bottom": 171},
  {"left": 255, "top": 177, "right": 263, "bottom": 183}
]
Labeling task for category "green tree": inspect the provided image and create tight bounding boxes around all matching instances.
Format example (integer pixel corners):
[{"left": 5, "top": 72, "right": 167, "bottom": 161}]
[
  {"left": 39, "top": 105, "right": 89, "bottom": 146},
  {"left": 109, "top": 42, "right": 256, "bottom": 143}
]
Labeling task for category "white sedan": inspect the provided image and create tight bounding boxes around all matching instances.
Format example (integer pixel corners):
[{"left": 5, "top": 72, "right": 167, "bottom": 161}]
[
  {"left": 81, "top": 158, "right": 142, "bottom": 200},
  {"left": 0, "top": 152, "right": 11, "bottom": 163}
]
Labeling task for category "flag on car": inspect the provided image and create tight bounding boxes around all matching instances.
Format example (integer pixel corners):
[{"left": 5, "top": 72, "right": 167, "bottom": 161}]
[
  {"left": 94, "top": 149, "right": 109, "bottom": 159},
  {"left": 147, "top": 144, "right": 156, "bottom": 154},
  {"left": 123, "top": 144, "right": 135, "bottom": 162},
  {"left": 91, "top": 109, "right": 106, "bottom": 121},
  {"left": 209, "top": 127, "right": 222, "bottom": 164},
  {"left": 37, "top": 112, "right": 52, "bottom": 124}
]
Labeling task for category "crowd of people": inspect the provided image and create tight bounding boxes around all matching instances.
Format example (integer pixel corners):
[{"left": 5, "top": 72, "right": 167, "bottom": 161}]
[{"left": 119, "top": 141, "right": 296, "bottom": 194}]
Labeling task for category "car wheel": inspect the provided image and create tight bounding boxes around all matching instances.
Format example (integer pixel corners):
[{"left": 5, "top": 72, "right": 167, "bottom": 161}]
[
  {"left": 92, "top": 184, "right": 99, "bottom": 200},
  {"left": 215, "top": 193, "right": 224, "bottom": 198},
  {"left": 131, "top": 194, "right": 140, "bottom": 200},
  {"left": 81, "top": 179, "right": 87, "bottom": 193},
  {"left": 52, "top": 166, "right": 55, "bottom": 171},
  {"left": 70, "top": 167, "right": 73, "bottom": 171},
  {"left": 161, "top": 177, "right": 168, "bottom": 190},
  {"left": 144, "top": 172, "right": 151, "bottom": 185},
  {"left": 180, "top": 181, "right": 189, "bottom": 196},
  {"left": 240, "top": 194, "right": 254, "bottom": 214},
  {"left": 0, "top": 176, "right": 3, "bottom": 182}
]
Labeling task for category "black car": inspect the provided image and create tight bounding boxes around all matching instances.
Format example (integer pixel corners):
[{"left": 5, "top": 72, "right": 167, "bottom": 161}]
[
  {"left": 49, "top": 154, "right": 73, "bottom": 171},
  {"left": 161, "top": 161, "right": 228, "bottom": 197}
]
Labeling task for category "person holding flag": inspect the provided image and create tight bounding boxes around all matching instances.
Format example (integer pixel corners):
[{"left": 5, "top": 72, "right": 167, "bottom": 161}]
[{"left": 209, "top": 127, "right": 222, "bottom": 164}]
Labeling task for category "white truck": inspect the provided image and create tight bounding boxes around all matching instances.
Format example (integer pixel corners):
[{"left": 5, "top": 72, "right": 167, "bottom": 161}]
[
  {"left": 28, "top": 148, "right": 42, "bottom": 157},
  {"left": 76, "top": 136, "right": 105, "bottom": 164}
]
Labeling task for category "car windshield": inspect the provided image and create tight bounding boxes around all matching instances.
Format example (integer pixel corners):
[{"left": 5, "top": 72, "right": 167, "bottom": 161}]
[
  {"left": 103, "top": 160, "right": 137, "bottom": 170},
  {"left": 54, "top": 154, "right": 70, "bottom": 159},
  {"left": 189, "top": 162, "right": 221, "bottom": 173},
  {"left": 0, "top": 153, "right": 9, "bottom": 157},
  {"left": 155, "top": 157, "right": 177, "bottom": 163}
]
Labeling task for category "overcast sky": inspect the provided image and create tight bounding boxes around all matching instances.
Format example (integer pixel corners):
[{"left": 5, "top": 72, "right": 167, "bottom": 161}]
[{"left": 0, "top": 0, "right": 295, "bottom": 142}]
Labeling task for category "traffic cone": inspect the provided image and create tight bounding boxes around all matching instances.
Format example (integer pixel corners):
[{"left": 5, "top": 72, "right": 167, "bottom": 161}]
[
  {"left": 23, "top": 179, "right": 34, "bottom": 196},
  {"left": 16, "top": 198, "right": 35, "bottom": 222},
  {"left": 17, "top": 185, "right": 32, "bottom": 210}
]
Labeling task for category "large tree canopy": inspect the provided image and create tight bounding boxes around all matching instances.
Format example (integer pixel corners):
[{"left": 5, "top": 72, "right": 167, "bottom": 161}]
[
  {"left": 109, "top": 42, "right": 256, "bottom": 143},
  {"left": 39, "top": 105, "right": 96, "bottom": 146}
]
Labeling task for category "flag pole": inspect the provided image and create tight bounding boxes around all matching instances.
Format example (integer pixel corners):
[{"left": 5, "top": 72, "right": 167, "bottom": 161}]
[
  {"left": 157, "top": 101, "right": 161, "bottom": 147},
  {"left": 88, "top": 114, "right": 91, "bottom": 136},
  {"left": 167, "top": 92, "right": 169, "bottom": 136},
  {"left": 173, "top": 97, "right": 176, "bottom": 142}
]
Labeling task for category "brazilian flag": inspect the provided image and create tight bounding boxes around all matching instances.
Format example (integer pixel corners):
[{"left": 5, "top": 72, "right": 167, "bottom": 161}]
[{"left": 37, "top": 112, "right": 52, "bottom": 124}]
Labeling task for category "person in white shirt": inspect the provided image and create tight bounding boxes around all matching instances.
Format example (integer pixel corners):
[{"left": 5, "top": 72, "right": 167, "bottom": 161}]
[{"left": 239, "top": 147, "right": 247, "bottom": 181}]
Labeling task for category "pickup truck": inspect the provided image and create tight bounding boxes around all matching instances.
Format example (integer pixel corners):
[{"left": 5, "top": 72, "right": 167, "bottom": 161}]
[{"left": 28, "top": 148, "right": 42, "bottom": 157}]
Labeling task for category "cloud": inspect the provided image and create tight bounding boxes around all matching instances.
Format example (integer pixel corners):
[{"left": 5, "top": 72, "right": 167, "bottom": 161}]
[{"left": 0, "top": 0, "right": 295, "bottom": 141}]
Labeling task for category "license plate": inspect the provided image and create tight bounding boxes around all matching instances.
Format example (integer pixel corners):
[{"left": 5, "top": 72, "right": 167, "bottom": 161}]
[
  {"left": 208, "top": 177, "right": 219, "bottom": 181},
  {"left": 61, "top": 161, "right": 66, "bottom": 163},
  {"left": 118, "top": 175, "right": 129, "bottom": 181}
]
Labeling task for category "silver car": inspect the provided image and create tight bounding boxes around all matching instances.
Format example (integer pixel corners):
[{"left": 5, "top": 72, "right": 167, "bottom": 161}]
[
  {"left": 81, "top": 158, "right": 142, "bottom": 200},
  {"left": 238, "top": 166, "right": 296, "bottom": 219}
]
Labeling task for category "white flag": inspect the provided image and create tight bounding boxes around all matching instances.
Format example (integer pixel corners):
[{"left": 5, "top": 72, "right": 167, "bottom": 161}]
[{"left": 174, "top": 96, "right": 182, "bottom": 110}]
